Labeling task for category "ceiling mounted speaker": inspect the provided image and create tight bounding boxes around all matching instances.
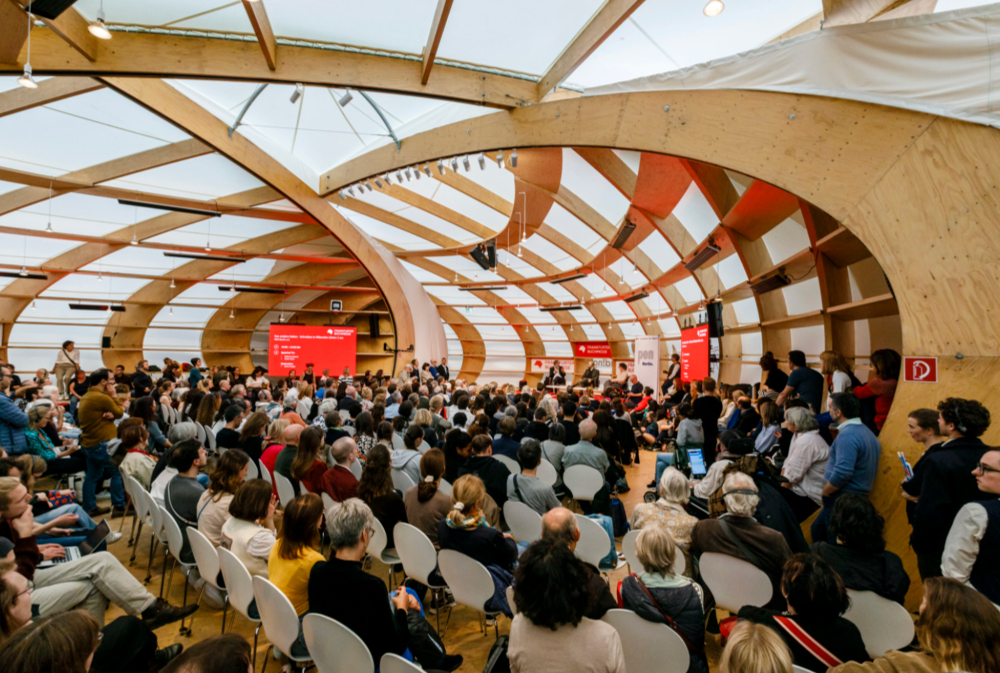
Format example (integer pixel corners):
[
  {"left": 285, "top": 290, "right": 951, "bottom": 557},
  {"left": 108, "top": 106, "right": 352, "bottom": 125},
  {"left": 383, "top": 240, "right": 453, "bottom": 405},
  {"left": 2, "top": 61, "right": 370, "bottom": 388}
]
[
  {"left": 684, "top": 242, "right": 721, "bottom": 271},
  {"left": 26, "top": 0, "right": 78, "bottom": 20},
  {"left": 470, "top": 243, "right": 491, "bottom": 270},
  {"left": 610, "top": 221, "right": 636, "bottom": 249},
  {"left": 749, "top": 273, "right": 790, "bottom": 294}
]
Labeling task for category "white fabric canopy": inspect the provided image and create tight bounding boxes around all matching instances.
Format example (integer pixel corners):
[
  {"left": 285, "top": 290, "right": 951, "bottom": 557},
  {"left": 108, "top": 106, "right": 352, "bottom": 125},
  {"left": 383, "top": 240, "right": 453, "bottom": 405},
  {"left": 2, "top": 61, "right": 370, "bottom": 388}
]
[{"left": 587, "top": 3, "right": 1000, "bottom": 129}]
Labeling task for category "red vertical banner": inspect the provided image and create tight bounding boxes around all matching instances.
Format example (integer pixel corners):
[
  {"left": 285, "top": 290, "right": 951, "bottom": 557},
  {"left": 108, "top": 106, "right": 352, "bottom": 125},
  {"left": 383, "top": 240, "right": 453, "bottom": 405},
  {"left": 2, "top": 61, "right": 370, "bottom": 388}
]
[{"left": 680, "top": 325, "right": 709, "bottom": 383}]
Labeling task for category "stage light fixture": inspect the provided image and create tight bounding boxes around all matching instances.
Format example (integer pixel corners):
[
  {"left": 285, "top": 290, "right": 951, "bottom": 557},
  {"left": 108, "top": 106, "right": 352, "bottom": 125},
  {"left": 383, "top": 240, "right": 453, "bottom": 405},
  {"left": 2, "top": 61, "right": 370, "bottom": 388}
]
[
  {"left": 511, "top": 149, "right": 518, "bottom": 168},
  {"left": 704, "top": 0, "right": 724, "bottom": 16},
  {"left": 290, "top": 84, "right": 304, "bottom": 104},
  {"left": 424, "top": 164, "right": 433, "bottom": 178},
  {"left": 17, "top": 65, "right": 37, "bottom": 89},
  {"left": 374, "top": 177, "right": 384, "bottom": 189},
  {"left": 496, "top": 151, "right": 504, "bottom": 168},
  {"left": 477, "top": 153, "right": 486, "bottom": 170},
  {"left": 88, "top": 2, "right": 112, "bottom": 39},
  {"left": 450, "top": 157, "right": 458, "bottom": 172},
  {"left": 338, "top": 190, "right": 347, "bottom": 200},
  {"left": 436, "top": 161, "right": 444, "bottom": 176},
  {"left": 338, "top": 90, "right": 353, "bottom": 107},
  {"left": 462, "top": 155, "right": 471, "bottom": 171}
]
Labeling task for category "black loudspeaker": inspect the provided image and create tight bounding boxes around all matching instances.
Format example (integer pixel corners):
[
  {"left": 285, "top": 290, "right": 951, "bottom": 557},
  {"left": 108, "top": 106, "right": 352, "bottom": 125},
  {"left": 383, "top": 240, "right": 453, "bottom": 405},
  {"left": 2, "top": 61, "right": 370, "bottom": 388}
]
[
  {"left": 470, "top": 244, "right": 491, "bottom": 270},
  {"left": 28, "top": 0, "right": 78, "bottom": 20},
  {"left": 101, "top": 336, "right": 111, "bottom": 349},
  {"left": 369, "top": 314, "right": 380, "bottom": 339},
  {"left": 485, "top": 239, "right": 497, "bottom": 268},
  {"left": 707, "top": 302, "right": 724, "bottom": 338}
]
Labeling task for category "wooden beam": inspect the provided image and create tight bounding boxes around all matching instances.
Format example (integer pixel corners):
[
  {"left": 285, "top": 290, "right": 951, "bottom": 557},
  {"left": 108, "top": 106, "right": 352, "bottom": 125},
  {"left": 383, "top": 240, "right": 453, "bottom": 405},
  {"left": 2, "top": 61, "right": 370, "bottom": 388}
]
[
  {"left": 340, "top": 197, "right": 462, "bottom": 248},
  {"left": 421, "top": 0, "right": 454, "bottom": 85},
  {"left": 2, "top": 29, "right": 538, "bottom": 108},
  {"left": 242, "top": 0, "right": 277, "bottom": 71},
  {"left": 0, "top": 0, "right": 27, "bottom": 65},
  {"left": 25, "top": 4, "right": 97, "bottom": 61},
  {"left": 432, "top": 165, "right": 513, "bottom": 217},
  {"left": 537, "top": 0, "right": 647, "bottom": 96},
  {"left": 0, "top": 75, "right": 102, "bottom": 117}
]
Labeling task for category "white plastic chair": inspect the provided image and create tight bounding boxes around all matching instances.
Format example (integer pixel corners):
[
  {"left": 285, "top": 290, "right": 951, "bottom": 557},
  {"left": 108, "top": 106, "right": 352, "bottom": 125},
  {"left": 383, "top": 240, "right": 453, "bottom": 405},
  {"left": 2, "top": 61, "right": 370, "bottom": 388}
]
[
  {"left": 493, "top": 454, "right": 520, "bottom": 473},
  {"left": 259, "top": 459, "right": 272, "bottom": 485},
  {"left": 503, "top": 500, "right": 542, "bottom": 543},
  {"left": 125, "top": 476, "right": 147, "bottom": 562},
  {"left": 369, "top": 517, "right": 401, "bottom": 584},
  {"left": 391, "top": 468, "right": 416, "bottom": 494},
  {"left": 194, "top": 422, "right": 207, "bottom": 446},
  {"left": 536, "top": 459, "right": 557, "bottom": 487},
  {"left": 393, "top": 522, "right": 448, "bottom": 632},
  {"left": 563, "top": 464, "right": 604, "bottom": 504},
  {"left": 843, "top": 589, "right": 916, "bottom": 658},
  {"left": 793, "top": 667, "right": 814, "bottom": 673},
  {"left": 159, "top": 505, "right": 197, "bottom": 636},
  {"left": 602, "top": 609, "right": 689, "bottom": 673},
  {"left": 380, "top": 653, "right": 423, "bottom": 673},
  {"left": 621, "top": 529, "right": 686, "bottom": 576},
  {"left": 160, "top": 403, "right": 171, "bottom": 426},
  {"left": 439, "top": 478, "right": 452, "bottom": 495},
  {"left": 699, "top": 552, "right": 773, "bottom": 613},
  {"left": 217, "top": 548, "right": 262, "bottom": 670},
  {"left": 187, "top": 528, "right": 229, "bottom": 634},
  {"left": 274, "top": 471, "right": 296, "bottom": 508},
  {"left": 349, "top": 458, "right": 363, "bottom": 480},
  {"left": 252, "top": 576, "right": 312, "bottom": 671},
  {"left": 321, "top": 491, "right": 336, "bottom": 512},
  {"left": 302, "top": 613, "right": 374, "bottom": 673},
  {"left": 143, "top": 492, "right": 170, "bottom": 589},
  {"left": 203, "top": 425, "right": 217, "bottom": 453},
  {"left": 575, "top": 514, "right": 625, "bottom": 572},
  {"left": 339, "top": 409, "right": 352, "bottom": 422},
  {"left": 244, "top": 458, "right": 259, "bottom": 480},
  {"left": 438, "top": 549, "right": 502, "bottom": 638},
  {"left": 391, "top": 433, "right": 405, "bottom": 451}
]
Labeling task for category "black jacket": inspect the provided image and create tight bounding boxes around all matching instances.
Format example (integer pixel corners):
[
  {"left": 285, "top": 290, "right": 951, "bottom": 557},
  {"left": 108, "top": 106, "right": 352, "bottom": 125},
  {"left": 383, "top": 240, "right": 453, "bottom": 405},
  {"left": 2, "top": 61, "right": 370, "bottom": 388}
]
[
  {"left": 458, "top": 455, "right": 512, "bottom": 508},
  {"left": 812, "top": 542, "right": 910, "bottom": 605},
  {"left": 437, "top": 520, "right": 518, "bottom": 571},
  {"left": 522, "top": 421, "right": 549, "bottom": 442},
  {"left": 560, "top": 419, "right": 581, "bottom": 447},
  {"left": 736, "top": 408, "right": 761, "bottom": 436},
  {"left": 619, "top": 575, "right": 708, "bottom": 673},
  {"left": 903, "top": 437, "right": 993, "bottom": 555},
  {"left": 131, "top": 370, "right": 153, "bottom": 395},
  {"left": 737, "top": 607, "right": 869, "bottom": 672},
  {"left": 308, "top": 558, "right": 410, "bottom": 664}
]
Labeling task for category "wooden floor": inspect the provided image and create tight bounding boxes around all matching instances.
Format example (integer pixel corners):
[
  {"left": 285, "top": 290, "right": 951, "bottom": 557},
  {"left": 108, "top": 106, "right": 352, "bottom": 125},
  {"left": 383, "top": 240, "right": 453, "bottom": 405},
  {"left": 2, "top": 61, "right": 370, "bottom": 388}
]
[{"left": 90, "top": 453, "right": 725, "bottom": 672}]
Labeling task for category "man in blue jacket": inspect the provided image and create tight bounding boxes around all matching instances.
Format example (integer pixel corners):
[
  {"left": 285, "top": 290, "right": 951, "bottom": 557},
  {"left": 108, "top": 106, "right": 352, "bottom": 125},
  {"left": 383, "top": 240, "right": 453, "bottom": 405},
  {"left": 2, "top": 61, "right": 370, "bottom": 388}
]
[
  {"left": 812, "top": 393, "right": 881, "bottom": 543},
  {"left": 0, "top": 366, "right": 28, "bottom": 455}
]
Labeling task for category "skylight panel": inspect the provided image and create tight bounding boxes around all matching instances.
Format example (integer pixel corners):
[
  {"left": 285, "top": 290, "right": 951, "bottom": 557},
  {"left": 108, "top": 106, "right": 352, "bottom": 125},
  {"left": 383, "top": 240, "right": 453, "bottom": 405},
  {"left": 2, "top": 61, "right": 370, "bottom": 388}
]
[
  {"left": 672, "top": 182, "right": 719, "bottom": 243},
  {"left": 496, "top": 250, "right": 541, "bottom": 278},
  {"left": 673, "top": 277, "right": 704, "bottom": 304},
  {"left": 40, "top": 274, "right": 147, "bottom": 300},
  {"left": 430, "top": 182, "right": 510, "bottom": 232},
  {"left": 521, "top": 235, "right": 578, "bottom": 271},
  {"left": 425, "top": 286, "right": 486, "bottom": 306},
  {"left": 638, "top": 230, "right": 681, "bottom": 275},
  {"left": 151, "top": 305, "right": 218, "bottom": 328},
  {"left": 0, "top": 233, "right": 76, "bottom": 267},
  {"left": 516, "top": 307, "right": 557, "bottom": 324},
  {"left": 762, "top": 217, "right": 810, "bottom": 264},
  {"left": 715, "top": 254, "right": 748, "bottom": 289},
  {"left": 207, "top": 257, "right": 277, "bottom": 284},
  {"left": 533, "top": 281, "right": 577, "bottom": 303},
  {"left": 401, "top": 261, "right": 446, "bottom": 283},
  {"left": 602, "top": 300, "right": 637, "bottom": 321},
  {"left": 561, "top": 149, "right": 630, "bottom": 225},
  {"left": 334, "top": 209, "right": 440, "bottom": 251},
  {"left": 146, "top": 217, "right": 296, "bottom": 250},
  {"left": 544, "top": 203, "right": 603, "bottom": 251},
  {"left": 103, "top": 155, "right": 265, "bottom": 201}
]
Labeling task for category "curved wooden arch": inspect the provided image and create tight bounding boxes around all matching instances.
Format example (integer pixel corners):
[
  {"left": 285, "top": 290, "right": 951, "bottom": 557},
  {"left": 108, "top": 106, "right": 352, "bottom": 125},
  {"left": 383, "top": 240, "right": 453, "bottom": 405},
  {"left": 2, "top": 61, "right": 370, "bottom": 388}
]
[{"left": 324, "top": 89, "right": 1000, "bottom": 609}]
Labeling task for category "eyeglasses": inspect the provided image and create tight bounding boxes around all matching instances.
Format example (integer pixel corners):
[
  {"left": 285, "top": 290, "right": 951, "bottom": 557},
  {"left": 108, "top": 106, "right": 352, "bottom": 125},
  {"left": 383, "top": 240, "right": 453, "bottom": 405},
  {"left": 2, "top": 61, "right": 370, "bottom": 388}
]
[
  {"left": 977, "top": 462, "right": 1000, "bottom": 475},
  {"left": 17, "top": 580, "right": 34, "bottom": 598}
]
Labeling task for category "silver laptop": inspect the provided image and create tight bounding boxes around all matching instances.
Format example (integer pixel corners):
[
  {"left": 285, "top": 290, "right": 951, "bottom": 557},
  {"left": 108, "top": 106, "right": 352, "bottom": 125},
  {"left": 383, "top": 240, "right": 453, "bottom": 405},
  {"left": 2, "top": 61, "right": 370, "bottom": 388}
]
[{"left": 37, "top": 519, "right": 111, "bottom": 568}]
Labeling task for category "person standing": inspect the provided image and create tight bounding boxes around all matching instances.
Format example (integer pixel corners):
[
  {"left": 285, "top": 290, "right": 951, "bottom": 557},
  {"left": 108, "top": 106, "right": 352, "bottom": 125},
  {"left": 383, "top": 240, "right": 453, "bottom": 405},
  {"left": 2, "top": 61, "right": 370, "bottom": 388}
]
[
  {"left": 76, "top": 368, "right": 126, "bottom": 517},
  {"left": 776, "top": 350, "right": 824, "bottom": 413},
  {"left": 692, "top": 377, "right": 723, "bottom": 468},
  {"left": 0, "top": 366, "right": 28, "bottom": 456},
  {"left": 905, "top": 398, "right": 992, "bottom": 579},
  {"left": 942, "top": 448, "right": 1000, "bottom": 605},
  {"left": 188, "top": 358, "right": 203, "bottom": 386},
  {"left": 811, "top": 393, "right": 881, "bottom": 544},
  {"left": 131, "top": 360, "right": 153, "bottom": 397},
  {"left": 52, "top": 340, "right": 80, "bottom": 400}
]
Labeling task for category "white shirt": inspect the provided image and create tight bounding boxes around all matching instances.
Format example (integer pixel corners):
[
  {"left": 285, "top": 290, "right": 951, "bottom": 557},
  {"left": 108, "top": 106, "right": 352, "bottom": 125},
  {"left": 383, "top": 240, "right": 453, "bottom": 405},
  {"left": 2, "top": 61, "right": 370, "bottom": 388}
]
[
  {"left": 942, "top": 499, "right": 995, "bottom": 588},
  {"left": 150, "top": 467, "right": 177, "bottom": 507},
  {"left": 692, "top": 458, "right": 733, "bottom": 499},
  {"left": 830, "top": 370, "right": 852, "bottom": 394},
  {"left": 781, "top": 429, "right": 830, "bottom": 505},
  {"left": 55, "top": 348, "right": 80, "bottom": 365}
]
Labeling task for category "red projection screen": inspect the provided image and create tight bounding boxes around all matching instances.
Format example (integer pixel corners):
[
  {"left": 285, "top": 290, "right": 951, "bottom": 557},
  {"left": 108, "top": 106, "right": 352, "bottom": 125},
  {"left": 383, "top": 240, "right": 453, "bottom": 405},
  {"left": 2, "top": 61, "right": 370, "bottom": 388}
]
[
  {"left": 680, "top": 324, "right": 710, "bottom": 383},
  {"left": 268, "top": 325, "right": 357, "bottom": 377}
]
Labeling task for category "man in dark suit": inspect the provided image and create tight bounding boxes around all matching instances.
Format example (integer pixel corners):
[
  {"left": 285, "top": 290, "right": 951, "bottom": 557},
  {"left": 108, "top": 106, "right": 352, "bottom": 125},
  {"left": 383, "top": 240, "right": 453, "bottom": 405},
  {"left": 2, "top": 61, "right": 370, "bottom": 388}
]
[{"left": 437, "top": 357, "right": 450, "bottom": 382}]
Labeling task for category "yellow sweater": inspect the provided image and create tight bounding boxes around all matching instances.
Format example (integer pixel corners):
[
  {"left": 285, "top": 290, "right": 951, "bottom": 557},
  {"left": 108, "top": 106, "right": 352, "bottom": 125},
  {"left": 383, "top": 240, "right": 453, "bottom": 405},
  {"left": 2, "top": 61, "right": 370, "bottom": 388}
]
[
  {"left": 77, "top": 389, "right": 123, "bottom": 447},
  {"left": 267, "top": 545, "right": 324, "bottom": 616}
]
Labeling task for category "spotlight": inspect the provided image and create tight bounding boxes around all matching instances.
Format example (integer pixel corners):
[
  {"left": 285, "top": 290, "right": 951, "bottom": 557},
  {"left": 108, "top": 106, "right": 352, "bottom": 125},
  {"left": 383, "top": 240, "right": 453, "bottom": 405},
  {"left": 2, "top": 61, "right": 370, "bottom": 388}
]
[
  {"left": 45, "top": 221, "right": 52, "bottom": 233},
  {"left": 450, "top": 158, "right": 458, "bottom": 172},
  {"left": 404, "top": 167, "right": 412, "bottom": 181},
  {"left": 396, "top": 170, "right": 404, "bottom": 183},
  {"left": 374, "top": 177, "right": 384, "bottom": 189},
  {"left": 290, "top": 83, "right": 304, "bottom": 104},
  {"left": 496, "top": 151, "right": 504, "bottom": 168},
  {"left": 170, "top": 278, "right": 176, "bottom": 289},
  {"left": 88, "top": 3, "right": 112, "bottom": 40},
  {"left": 477, "top": 153, "right": 486, "bottom": 170},
  {"left": 511, "top": 149, "right": 518, "bottom": 168},
  {"left": 347, "top": 186, "right": 356, "bottom": 197},
  {"left": 704, "top": 0, "right": 724, "bottom": 16},
  {"left": 97, "top": 271, "right": 103, "bottom": 282},
  {"left": 31, "top": 300, "right": 36, "bottom": 310},
  {"left": 17, "top": 64, "right": 37, "bottom": 89},
  {"left": 18, "top": 266, "right": 28, "bottom": 277},
  {"left": 338, "top": 191, "right": 347, "bottom": 201},
  {"left": 366, "top": 180, "right": 374, "bottom": 191},
  {"left": 169, "top": 306, "right": 173, "bottom": 315},
  {"left": 130, "top": 233, "right": 138, "bottom": 245},
  {"left": 425, "top": 164, "right": 433, "bottom": 178},
  {"left": 229, "top": 308, "right": 235, "bottom": 319},
  {"left": 384, "top": 173, "right": 392, "bottom": 186},
  {"left": 462, "top": 155, "right": 471, "bottom": 172},
  {"left": 338, "top": 90, "right": 353, "bottom": 107}
]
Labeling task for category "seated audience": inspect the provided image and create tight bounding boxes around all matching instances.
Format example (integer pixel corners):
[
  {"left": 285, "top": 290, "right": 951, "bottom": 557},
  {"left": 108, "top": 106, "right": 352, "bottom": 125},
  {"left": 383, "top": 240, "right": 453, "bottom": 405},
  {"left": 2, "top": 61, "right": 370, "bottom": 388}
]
[
  {"left": 150, "top": 422, "right": 199, "bottom": 485},
  {"left": 691, "top": 473, "right": 792, "bottom": 610},
  {"left": 267, "top": 493, "right": 324, "bottom": 616},
  {"left": 720, "top": 621, "right": 793, "bottom": 673},
  {"left": 278, "top": 392, "right": 306, "bottom": 427},
  {"left": 391, "top": 425, "right": 424, "bottom": 487},
  {"left": 738, "top": 554, "right": 867, "bottom": 671},
  {"left": 163, "top": 440, "right": 208, "bottom": 564},
  {"left": 754, "top": 400, "right": 781, "bottom": 455},
  {"left": 692, "top": 431, "right": 752, "bottom": 501},
  {"left": 0, "top": 476, "right": 197, "bottom": 627},
  {"left": 942, "top": 446, "right": 1000, "bottom": 605},
  {"left": 630, "top": 466, "right": 698, "bottom": 549},
  {"left": 492, "top": 416, "right": 521, "bottom": 460},
  {"left": 903, "top": 397, "right": 992, "bottom": 579},
  {"left": 196, "top": 449, "right": 249, "bottom": 547},
  {"left": 507, "top": 440, "right": 560, "bottom": 515},
  {"left": 618, "top": 525, "right": 707, "bottom": 673},
  {"left": 651, "top": 403, "right": 703, "bottom": 488},
  {"left": 23, "top": 404, "right": 85, "bottom": 476},
  {"left": 403, "top": 449, "right": 452, "bottom": 548},
  {"left": 438, "top": 475, "right": 518, "bottom": 573},
  {"left": 778, "top": 407, "right": 829, "bottom": 522},
  {"left": 273, "top": 424, "right": 304, "bottom": 484},
  {"left": 535, "top": 508, "right": 617, "bottom": 620},
  {"left": 321, "top": 437, "right": 359, "bottom": 502},
  {"left": 443, "top": 428, "right": 472, "bottom": 483},
  {"left": 812, "top": 494, "right": 909, "bottom": 604},
  {"left": 733, "top": 397, "right": 761, "bottom": 435},
  {"left": 290, "top": 426, "right": 326, "bottom": 495},
  {"left": 522, "top": 407, "right": 550, "bottom": 442},
  {"left": 258, "top": 419, "right": 290, "bottom": 485},
  {"left": 236, "top": 411, "right": 269, "bottom": 465},
  {"left": 458, "top": 434, "right": 512, "bottom": 509},
  {"left": 508, "top": 537, "right": 625, "bottom": 673},
  {"left": 215, "top": 405, "right": 243, "bottom": 451},
  {"left": 158, "top": 634, "right": 252, "bottom": 673},
  {"left": 541, "top": 422, "right": 568, "bottom": 493},
  {"left": 356, "top": 445, "right": 407, "bottom": 549},
  {"left": 117, "top": 422, "right": 158, "bottom": 490},
  {"left": 220, "top": 479, "right": 276, "bottom": 578},
  {"left": 829, "top": 577, "right": 1000, "bottom": 673},
  {"left": 308, "top": 498, "right": 462, "bottom": 672}
]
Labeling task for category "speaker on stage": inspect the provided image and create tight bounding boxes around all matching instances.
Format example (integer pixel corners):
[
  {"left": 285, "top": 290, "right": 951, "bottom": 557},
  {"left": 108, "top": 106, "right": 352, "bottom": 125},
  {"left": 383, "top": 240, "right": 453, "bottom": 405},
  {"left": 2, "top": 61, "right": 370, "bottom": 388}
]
[
  {"left": 102, "top": 336, "right": 111, "bottom": 349},
  {"left": 369, "top": 314, "right": 380, "bottom": 339}
]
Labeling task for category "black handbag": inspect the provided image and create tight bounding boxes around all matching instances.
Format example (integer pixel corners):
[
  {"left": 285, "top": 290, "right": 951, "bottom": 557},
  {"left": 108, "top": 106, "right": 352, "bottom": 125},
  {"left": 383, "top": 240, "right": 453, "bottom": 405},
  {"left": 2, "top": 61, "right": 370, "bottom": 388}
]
[{"left": 482, "top": 634, "right": 511, "bottom": 673}]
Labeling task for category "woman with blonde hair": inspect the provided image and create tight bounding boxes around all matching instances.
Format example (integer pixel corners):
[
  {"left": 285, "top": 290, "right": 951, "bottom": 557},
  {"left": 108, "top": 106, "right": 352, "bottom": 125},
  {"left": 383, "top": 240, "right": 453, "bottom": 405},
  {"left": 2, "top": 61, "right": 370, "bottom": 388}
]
[
  {"left": 820, "top": 350, "right": 858, "bottom": 394},
  {"left": 830, "top": 577, "right": 1000, "bottom": 673},
  {"left": 437, "top": 474, "right": 517, "bottom": 572},
  {"left": 197, "top": 449, "right": 250, "bottom": 546},
  {"left": 754, "top": 400, "right": 781, "bottom": 456},
  {"left": 618, "top": 524, "right": 707, "bottom": 673},
  {"left": 721, "top": 621, "right": 793, "bottom": 673},
  {"left": 295, "top": 382, "right": 314, "bottom": 420},
  {"left": 412, "top": 407, "right": 438, "bottom": 448}
]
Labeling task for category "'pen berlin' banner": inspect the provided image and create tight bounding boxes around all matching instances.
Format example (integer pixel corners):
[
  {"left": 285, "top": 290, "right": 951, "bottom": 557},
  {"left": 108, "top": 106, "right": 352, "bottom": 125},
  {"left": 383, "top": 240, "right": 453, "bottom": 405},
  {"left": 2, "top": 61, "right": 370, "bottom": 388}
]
[{"left": 633, "top": 335, "right": 660, "bottom": 399}]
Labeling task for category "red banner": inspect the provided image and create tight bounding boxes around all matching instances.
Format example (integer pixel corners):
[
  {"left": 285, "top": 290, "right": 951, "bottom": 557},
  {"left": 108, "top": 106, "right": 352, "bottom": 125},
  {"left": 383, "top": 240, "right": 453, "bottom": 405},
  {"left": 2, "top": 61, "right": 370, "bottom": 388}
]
[
  {"left": 574, "top": 341, "right": 612, "bottom": 358},
  {"left": 903, "top": 356, "right": 937, "bottom": 383},
  {"left": 680, "top": 325, "right": 709, "bottom": 383}
]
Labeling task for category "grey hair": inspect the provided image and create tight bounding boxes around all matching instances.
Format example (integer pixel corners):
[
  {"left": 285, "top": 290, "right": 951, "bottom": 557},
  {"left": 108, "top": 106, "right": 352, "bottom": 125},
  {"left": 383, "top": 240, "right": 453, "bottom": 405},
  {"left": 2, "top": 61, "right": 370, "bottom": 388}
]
[
  {"left": 391, "top": 391, "right": 402, "bottom": 404},
  {"left": 283, "top": 393, "right": 298, "bottom": 407},
  {"left": 539, "top": 396, "right": 559, "bottom": 422},
  {"left": 167, "top": 421, "right": 199, "bottom": 444},
  {"left": 579, "top": 418, "right": 597, "bottom": 441},
  {"left": 232, "top": 384, "right": 246, "bottom": 396},
  {"left": 722, "top": 472, "right": 759, "bottom": 517},
  {"left": 319, "top": 399, "right": 338, "bottom": 416},
  {"left": 326, "top": 498, "right": 376, "bottom": 550},
  {"left": 784, "top": 407, "right": 818, "bottom": 433},
  {"left": 657, "top": 466, "right": 691, "bottom": 505},
  {"left": 346, "top": 386, "right": 357, "bottom": 397},
  {"left": 504, "top": 405, "right": 517, "bottom": 417}
]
